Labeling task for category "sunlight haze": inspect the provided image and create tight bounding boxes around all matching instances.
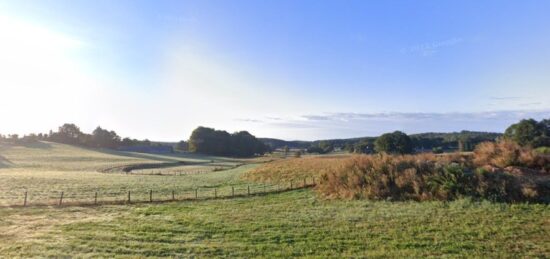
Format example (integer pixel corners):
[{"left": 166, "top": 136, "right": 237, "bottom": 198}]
[{"left": 1, "top": 0, "right": 549, "bottom": 140}]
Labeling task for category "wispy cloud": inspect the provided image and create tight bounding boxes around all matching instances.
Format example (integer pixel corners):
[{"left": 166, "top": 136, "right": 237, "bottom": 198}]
[
  {"left": 401, "top": 37, "right": 464, "bottom": 56},
  {"left": 237, "top": 110, "right": 550, "bottom": 140},
  {"left": 236, "top": 118, "right": 264, "bottom": 123},
  {"left": 300, "top": 110, "right": 550, "bottom": 122},
  {"left": 489, "top": 96, "right": 524, "bottom": 101}
]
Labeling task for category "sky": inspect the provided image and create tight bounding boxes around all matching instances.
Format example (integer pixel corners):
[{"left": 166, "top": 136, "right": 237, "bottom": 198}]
[{"left": 0, "top": 0, "right": 549, "bottom": 141}]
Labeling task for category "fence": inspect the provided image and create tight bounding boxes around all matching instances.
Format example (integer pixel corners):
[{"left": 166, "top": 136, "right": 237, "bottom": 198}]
[{"left": 1, "top": 177, "right": 317, "bottom": 208}]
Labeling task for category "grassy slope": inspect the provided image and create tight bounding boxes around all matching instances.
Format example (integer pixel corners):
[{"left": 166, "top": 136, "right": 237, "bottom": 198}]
[
  {"left": 0, "top": 189, "right": 548, "bottom": 257},
  {"left": 0, "top": 142, "right": 260, "bottom": 205}
]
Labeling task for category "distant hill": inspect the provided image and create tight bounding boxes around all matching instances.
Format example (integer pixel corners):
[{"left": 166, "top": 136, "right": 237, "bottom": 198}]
[{"left": 260, "top": 131, "right": 502, "bottom": 151}]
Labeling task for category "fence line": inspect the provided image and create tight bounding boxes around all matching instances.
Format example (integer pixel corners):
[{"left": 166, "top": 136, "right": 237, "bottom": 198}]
[{"left": 3, "top": 177, "right": 317, "bottom": 208}]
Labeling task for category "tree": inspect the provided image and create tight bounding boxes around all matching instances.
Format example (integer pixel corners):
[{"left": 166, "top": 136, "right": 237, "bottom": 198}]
[
  {"left": 188, "top": 127, "right": 266, "bottom": 157},
  {"left": 374, "top": 131, "right": 413, "bottom": 154},
  {"left": 49, "top": 123, "right": 84, "bottom": 145},
  {"left": 91, "top": 126, "right": 121, "bottom": 148},
  {"left": 504, "top": 118, "right": 549, "bottom": 147}
]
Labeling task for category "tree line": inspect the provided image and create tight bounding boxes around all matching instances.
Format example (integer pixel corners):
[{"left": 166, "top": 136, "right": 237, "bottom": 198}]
[
  {"left": 2, "top": 118, "right": 547, "bottom": 157},
  {"left": 301, "top": 118, "right": 548, "bottom": 155},
  {"left": 0, "top": 123, "right": 163, "bottom": 149}
]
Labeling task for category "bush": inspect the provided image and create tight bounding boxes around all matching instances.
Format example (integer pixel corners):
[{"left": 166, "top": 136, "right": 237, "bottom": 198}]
[
  {"left": 316, "top": 153, "right": 470, "bottom": 201},
  {"left": 473, "top": 140, "right": 550, "bottom": 171},
  {"left": 535, "top": 146, "right": 550, "bottom": 155},
  {"left": 432, "top": 147, "right": 444, "bottom": 154},
  {"left": 246, "top": 143, "right": 550, "bottom": 202}
]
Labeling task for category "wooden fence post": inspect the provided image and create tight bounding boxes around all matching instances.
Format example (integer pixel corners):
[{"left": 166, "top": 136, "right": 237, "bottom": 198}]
[
  {"left": 303, "top": 178, "right": 306, "bottom": 187},
  {"left": 128, "top": 191, "right": 131, "bottom": 203},
  {"left": 312, "top": 176, "right": 315, "bottom": 185},
  {"left": 149, "top": 190, "right": 153, "bottom": 202},
  {"left": 172, "top": 190, "right": 175, "bottom": 201},
  {"left": 59, "top": 191, "right": 64, "bottom": 206},
  {"left": 94, "top": 192, "right": 98, "bottom": 205},
  {"left": 247, "top": 185, "right": 250, "bottom": 195},
  {"left": 290, "top": 181, "right": 293, "bottom": 189},
  {"left": 232, "top": 186, "right": 234, "bottom": 197},
  {"left": 24, "top": 191, "right": 27, "bottom": 207}
]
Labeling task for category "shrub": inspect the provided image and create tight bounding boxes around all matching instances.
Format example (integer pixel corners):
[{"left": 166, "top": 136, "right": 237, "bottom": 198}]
[
  {"left": 245, "top": 146, "right": 549, "bottom": 202},
  {"left": 316, "top": 153, "right": 467, "bottom": 201},
  {"left": 473, "top": 140, "right": 550, "bottom": 171},
  {"left": 535, "top": 146, "right": 550, "bottom": 155},
  {"left": 432, "top": 147, "right": 444, "bottom": 154}
]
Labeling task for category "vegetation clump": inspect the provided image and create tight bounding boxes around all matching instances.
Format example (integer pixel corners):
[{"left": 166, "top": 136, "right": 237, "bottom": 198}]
[
  {"left": 247, "top": 141, "right": 549, "bottom": 202},
  {"left": 374, "top": 131, "right": 413, "bottom": 154},
  {"left": 188, "top": 126, "right": 268, "bottom": 157}
]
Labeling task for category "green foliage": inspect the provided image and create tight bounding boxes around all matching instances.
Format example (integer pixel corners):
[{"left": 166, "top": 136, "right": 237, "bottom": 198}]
[
  {"left": 91, "top": 126, "right": 121, "bottom": 148},
  {"left": 427, "top": 164, "right": 468, "bottom": 199},
  {"left": 306, "top": 140, "right": 334, "bottom": 154},
  {"left": 535, "top": 146, "right": 550, "bottom": 154},
  {"left": 504, "top": 118, "right": 550, "bottom": 147},
  {"left": 374, "top": 131, "right": 413, "bottom": 154},
  {"left": 188, "top": 126, "right": 267, "bottom": 157},
  {"left": 432, "top": 147, "right": 443, "bottom": 154}
]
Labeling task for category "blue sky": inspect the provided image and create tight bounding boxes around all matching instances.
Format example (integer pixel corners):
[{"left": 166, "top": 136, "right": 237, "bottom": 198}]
[{"left": 0, "top": 0, "right": 549, "bottom": 140}]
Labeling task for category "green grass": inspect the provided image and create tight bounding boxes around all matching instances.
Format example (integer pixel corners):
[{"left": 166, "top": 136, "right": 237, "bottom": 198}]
[
  {"left": 0, "top": 189, "right": 548, "bottom": 257},
  {"left": 1, "top": 141, "right": 548, "bottom": 257},
  {"left": 0, "top": 142, "right": 265, "bottom": 206}
]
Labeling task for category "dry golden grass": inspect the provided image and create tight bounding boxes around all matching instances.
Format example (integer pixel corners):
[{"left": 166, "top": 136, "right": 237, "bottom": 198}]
[
  {"left": 243, "top": 155, "right": 351, "bottom": 183},
  {"left": 473, "top": 140, "right": 550, "bottom": 171},
  {"left": 246, "top": 148, "right": 549, "bottom": 202}
]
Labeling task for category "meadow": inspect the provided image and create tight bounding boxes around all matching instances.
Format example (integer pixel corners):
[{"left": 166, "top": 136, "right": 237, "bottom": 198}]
[
  {"left": 0, "top": 190, "right": 548, "bottom": 257},
  {"left": 0, "top": 142, "right": 272, "bottom": 206},
  {"left": 0, "top": 141, "right": 548, "bottom": 257}
]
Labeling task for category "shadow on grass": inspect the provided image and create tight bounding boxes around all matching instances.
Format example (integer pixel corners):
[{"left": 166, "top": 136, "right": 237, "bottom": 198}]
[{"left": 0, "top": 155, "right": 13, "bottom": 168}]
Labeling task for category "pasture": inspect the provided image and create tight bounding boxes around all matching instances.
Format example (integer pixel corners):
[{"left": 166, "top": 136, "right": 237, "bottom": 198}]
[
  {"left": 1, "top": 190, "right": 548, "bottom": 257},
  {"left": 0, "top": 141, "right": 548, "bottom": 257},
  {"left": 0, "top": 142, "right": 270, "bottom": 206}
]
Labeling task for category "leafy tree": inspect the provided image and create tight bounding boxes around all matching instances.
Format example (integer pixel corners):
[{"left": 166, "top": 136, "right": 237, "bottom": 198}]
[
  {"left": 188, "top": 127, "right": 267, "bottom": 157},
  {"left": 374, "top": 131, "right": 413, "bottom": 154},
  {"left": 91, "top": 126, "right": 121, "bottom": 148},
  {"left": 504, "top": 118, "right": 549, "bottom": 147},
  {"left": 49, "top": 123, "right": 84, "bottom": 145}
]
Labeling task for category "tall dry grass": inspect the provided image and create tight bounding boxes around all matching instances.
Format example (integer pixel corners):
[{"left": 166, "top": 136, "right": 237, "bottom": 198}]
[
  {"left": 316, "top": 153, "right": 471, "bottom": 201},
  {"left": 243, "top": 156, "right": 349, "bottom": 183},
  {"left": 473, "top": 140, "right": 550, "bottom": 172},
  {"left": 246, "top": 141, "right": 549, "bottom": 202}
]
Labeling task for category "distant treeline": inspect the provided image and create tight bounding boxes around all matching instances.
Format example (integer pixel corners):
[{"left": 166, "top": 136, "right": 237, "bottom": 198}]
[
  {"left": 261, "top": 118, "right": 549, "bottom": 155},
  {"left": 260, "top": 131, "right": 502, "bottom": 154},
  {"left": 188, "top": 126, "right": 268, "bottom": 157},
  {"left": 1, "top": 118, "right": 547, "bottom": 157},
  {"left": 0, "top": 123, "right": 179, "bottom": 151}
]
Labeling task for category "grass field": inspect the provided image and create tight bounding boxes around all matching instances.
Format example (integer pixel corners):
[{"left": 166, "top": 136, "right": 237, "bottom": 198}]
[
  {"left": 0, "top": 142, "right": 268, "bottom": 206},
  {"left": 0, "top": 189, "right": 548, "bottom": 257},
  {"left": 0, "top": 141, "right": 549, "bottom": 257}
]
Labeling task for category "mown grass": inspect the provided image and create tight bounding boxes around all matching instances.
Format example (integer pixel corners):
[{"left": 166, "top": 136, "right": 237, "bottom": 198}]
[
  {"left": 0, "top": 142, "right": 264, "bottom": 206},
  {"left": 0, "top": 189, "right": 548, "bottom": 257}
]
